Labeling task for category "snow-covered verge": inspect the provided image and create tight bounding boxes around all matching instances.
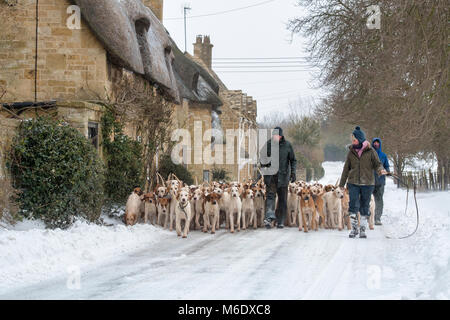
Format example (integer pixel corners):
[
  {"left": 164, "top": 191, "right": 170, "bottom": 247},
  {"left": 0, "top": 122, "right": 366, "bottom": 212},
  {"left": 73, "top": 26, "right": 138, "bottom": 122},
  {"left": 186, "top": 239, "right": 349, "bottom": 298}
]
[
  {"left": 0, "top": 215, "right": 172, "bottom": 292},
  {"left": 321, "top": 162, "right": 450, "bottom": 299}
]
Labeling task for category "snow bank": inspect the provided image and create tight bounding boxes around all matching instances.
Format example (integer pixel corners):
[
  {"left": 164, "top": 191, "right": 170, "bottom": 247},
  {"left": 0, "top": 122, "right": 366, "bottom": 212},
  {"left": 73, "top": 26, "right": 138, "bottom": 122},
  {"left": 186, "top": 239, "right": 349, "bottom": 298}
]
[{"left": 0, "top": 218, "right": 171, "bottom": 292}]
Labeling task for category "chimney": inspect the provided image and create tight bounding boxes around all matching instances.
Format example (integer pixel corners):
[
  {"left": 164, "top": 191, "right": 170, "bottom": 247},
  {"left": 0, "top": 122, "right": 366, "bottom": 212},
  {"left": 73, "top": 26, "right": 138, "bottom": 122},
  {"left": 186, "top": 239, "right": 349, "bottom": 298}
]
[
  {"left": 142, "top": 0, "right": 164, "bottom": 22},
  {"left": 193, "top": 35, "right": 214, "bottom": 69}
]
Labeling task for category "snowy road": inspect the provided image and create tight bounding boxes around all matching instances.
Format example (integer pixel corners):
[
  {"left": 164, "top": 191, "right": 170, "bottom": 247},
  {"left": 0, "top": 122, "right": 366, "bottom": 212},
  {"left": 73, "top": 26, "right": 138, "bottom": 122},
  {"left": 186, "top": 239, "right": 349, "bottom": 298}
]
[
  {"left": 1, "top": 223, "right": 401, "bottom": 299},
  {"left": 1, "top": 162, "right": 449, "bottom": 299}
]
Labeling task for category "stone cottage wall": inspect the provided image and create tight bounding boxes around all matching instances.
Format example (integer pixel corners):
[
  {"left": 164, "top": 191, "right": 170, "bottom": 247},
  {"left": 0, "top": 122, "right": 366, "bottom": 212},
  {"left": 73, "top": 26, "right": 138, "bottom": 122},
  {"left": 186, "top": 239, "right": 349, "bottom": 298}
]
[{"left": 0, "top": 0, "right": 110, "bottom": 103}]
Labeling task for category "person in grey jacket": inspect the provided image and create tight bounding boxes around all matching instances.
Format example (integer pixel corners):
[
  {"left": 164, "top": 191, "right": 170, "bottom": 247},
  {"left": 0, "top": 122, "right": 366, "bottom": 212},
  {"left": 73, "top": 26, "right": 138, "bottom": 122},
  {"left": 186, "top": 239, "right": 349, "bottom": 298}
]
[{"left": 260, "top": 127, "right": 297, "bottom": 229}]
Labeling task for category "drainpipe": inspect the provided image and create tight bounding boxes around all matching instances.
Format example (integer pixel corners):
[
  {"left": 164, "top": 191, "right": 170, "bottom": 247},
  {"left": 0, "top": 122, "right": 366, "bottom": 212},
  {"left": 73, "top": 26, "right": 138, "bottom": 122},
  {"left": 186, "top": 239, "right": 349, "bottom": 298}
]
[
  {"left": 34, "top": 0, "right": 39, "bottom": 102},
  {"left": 237, "top": 117, "right": 243, "bottom": 182}
]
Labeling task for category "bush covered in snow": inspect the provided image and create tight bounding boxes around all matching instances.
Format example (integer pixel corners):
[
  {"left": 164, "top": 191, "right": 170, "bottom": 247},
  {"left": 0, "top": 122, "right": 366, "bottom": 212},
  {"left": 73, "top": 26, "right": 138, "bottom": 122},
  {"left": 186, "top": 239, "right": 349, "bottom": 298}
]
[{"left": 9, "top": 118, "right": 105, "bottom": 229}]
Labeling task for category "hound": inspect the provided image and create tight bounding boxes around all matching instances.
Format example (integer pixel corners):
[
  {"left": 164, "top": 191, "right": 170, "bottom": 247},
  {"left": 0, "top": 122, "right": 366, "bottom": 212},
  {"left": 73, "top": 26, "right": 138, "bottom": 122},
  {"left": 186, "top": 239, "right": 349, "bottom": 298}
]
[
  {"left": 157, "top": 197, "right": 170, "bottom": 227},
  {"left": 175, "top": 189, "right": 192, "bottom": 238},
  {"left": 298, "top": 186, "right": 318, "bottom": 232},
  {"left": 155, "top": 172, "right": 169, "bottom": 199},
  {"left": 253, "top": 185, "right": 266, "bottom": 228},
  {"left": 125, "top": 187, "right": 144, "bottom": 226},
  {"left": 311, "top": 184, "right": 326, "bottom": 229},
  {"left": 286, "top": 182, "right": 299, "bottom": 227},
  {"left": 228, "top": 185, "right": 242, "bottom": 233},
  {"left": 323, "top": 187, "right": 344, "bottom": 230},
  {"left": 142, "top": 192, "right": 158, "bottom": 225},
  {"left": 156, "top": 185, "right": 168, "bottom": 199},
  {"left": 341, "top": 187, "right": 351, "bottom": 230},
  {"left": 191, "top": 187, "right": 204, "bottom": 230},
  {"left": 168, "top": 184, "right": 179, "bottom": 231},
  {"left": 167, "top": 173, "right": 183, "bottom": 189},
  {"left": 202, "top": 191, "right": 221, "bottom": 234},
  {"left": 241, "top": 188, "right": 256, "bottom": 230},
  {"left": 218, "top": 184, "right": 231, "bottom": 229}
]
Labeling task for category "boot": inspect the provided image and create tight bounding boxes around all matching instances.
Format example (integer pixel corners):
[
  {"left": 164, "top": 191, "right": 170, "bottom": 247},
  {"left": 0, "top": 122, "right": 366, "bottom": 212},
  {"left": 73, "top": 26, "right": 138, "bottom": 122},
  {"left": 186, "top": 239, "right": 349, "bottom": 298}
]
[
  {"left": 360, "top": 216, "right": 368, "bottom": 238},
  {"left": 349, "top": 213, "right": 359, "bottom": 238}
]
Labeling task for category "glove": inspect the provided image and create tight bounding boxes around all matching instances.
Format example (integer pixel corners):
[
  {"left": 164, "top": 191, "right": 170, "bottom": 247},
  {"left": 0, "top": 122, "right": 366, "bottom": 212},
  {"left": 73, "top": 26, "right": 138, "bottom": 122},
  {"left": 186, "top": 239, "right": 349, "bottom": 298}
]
[{"left": 290, "top": 172, "right": 296, "bottom": 183}]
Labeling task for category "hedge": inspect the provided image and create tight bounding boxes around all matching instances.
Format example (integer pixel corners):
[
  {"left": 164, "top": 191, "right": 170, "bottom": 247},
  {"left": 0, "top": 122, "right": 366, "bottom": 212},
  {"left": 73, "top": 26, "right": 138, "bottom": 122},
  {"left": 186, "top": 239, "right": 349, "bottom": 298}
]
[{"left": 10, "top": 118, "right": 105, "bottom": 229}]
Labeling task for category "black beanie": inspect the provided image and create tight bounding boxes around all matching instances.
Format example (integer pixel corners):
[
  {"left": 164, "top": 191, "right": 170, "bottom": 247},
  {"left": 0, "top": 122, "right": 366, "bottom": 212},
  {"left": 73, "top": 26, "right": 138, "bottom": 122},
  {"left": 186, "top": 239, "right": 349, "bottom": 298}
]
[
  {"left": 352, "top": 126, "right": 366, "bottom": 143},
  {"left": 272, "top": 126, "right": 283, "bottom": 137}
]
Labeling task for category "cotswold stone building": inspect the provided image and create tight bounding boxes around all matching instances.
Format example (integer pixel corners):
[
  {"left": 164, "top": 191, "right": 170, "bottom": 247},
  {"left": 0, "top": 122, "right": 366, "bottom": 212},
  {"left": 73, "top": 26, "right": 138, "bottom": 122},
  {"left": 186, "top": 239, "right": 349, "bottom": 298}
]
[
  {"left": 189, "top": 36, "right": 258, "bottom": 181},
  {"left": 0, "top": 0, "right": 258, "bottom": 183}
]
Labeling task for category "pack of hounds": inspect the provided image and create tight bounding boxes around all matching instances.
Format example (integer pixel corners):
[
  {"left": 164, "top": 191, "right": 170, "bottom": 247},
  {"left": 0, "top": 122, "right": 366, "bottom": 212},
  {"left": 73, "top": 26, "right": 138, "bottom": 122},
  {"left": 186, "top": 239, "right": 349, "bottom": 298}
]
[{"left": 125, "top": 173, "right": 376, "bottom": 238}]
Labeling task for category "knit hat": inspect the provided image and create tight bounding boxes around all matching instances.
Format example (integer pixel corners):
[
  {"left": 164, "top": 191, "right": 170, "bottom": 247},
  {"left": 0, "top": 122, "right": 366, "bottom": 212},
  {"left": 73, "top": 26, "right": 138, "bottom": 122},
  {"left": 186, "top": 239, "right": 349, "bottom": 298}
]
[
  {"left": 352, "top": 126, "right": 366, "bottom": 143},
  {"left": 272, "top": 126, "right": 283, "bottom": 137}
]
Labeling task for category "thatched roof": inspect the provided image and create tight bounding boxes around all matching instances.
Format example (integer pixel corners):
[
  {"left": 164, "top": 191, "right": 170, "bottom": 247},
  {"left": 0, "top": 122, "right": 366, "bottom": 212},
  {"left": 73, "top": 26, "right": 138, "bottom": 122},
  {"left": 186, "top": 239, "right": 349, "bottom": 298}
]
[{"left": 171, "top": 38, "right": 223, "bottom": 107}]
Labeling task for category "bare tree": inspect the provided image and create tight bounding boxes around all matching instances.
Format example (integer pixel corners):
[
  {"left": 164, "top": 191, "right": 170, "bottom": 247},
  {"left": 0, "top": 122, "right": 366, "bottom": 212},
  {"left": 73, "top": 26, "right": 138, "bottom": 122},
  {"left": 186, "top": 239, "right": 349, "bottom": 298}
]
[{"left": 288, "top": 0, "right": 449, "bottom": 181}]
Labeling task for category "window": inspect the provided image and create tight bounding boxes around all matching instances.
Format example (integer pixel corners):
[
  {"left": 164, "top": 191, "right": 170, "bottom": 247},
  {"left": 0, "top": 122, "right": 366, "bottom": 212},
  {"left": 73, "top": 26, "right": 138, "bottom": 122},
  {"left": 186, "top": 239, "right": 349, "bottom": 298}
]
[
  {"left": 88, "top": 122, "right": 99, "bottom": 150},
  {"left": 203, "top": 170, "right": 210, "bottom": 183}
]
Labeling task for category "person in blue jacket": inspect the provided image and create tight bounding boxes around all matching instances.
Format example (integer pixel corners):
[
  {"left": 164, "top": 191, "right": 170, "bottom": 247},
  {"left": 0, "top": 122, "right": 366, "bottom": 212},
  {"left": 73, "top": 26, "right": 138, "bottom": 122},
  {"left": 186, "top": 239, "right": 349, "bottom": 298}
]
[{"left": 372, "top": 138, "right": 390, "bottom": 225}]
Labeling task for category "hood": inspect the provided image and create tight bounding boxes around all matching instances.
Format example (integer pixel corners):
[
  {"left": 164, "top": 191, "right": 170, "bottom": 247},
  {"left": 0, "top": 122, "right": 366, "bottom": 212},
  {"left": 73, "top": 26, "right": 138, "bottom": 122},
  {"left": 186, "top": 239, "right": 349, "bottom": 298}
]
[{"left": 372, "top": 138, "right": 382, "bottom": 153}]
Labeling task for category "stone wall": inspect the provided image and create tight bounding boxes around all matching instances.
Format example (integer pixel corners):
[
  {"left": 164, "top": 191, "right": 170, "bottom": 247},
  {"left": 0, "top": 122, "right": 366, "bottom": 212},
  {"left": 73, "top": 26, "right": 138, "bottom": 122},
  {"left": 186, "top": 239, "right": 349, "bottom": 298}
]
[
  {"left": 184, "top": 101, "right": 213, "bottom": 182},
  {"left": 0, "top": 0, "right": 110, "bottom": 103},
  {"left": 190, "top": 42, "right": 259, "bottom": 181},
  {"left": 0, "top": 101, "right": 104, "bottom": 166},
  {"left": 0, "top": 117, "right": 20, "bottom": 179}
]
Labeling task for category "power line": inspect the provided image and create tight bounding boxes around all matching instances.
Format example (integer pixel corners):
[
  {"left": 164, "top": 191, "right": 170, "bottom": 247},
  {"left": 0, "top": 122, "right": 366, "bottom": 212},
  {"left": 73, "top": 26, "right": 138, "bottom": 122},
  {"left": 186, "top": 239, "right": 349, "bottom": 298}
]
[
  {"left": 166, "top": 0, "right": 275, "bottom": 20},
  {"left": 257, "top": 89, "right": 307, "bottom": 99},
  {"left": 214, "top": 57, "right": 310, "bottom": 60},
  {"left": 258, "top": 93, "right": 316, "bottom": 102},
  {"left": 213, "top": 65, "right": 316, "bottom": 69},
  {"left": 213, "top": 61, "right": 311, "bottom": 64},
  {"left": 228, "top": 78, "right": 308, "bottom": 85},
  {"left": 216, "top": 70, "right": 315, "bottom": 73}
]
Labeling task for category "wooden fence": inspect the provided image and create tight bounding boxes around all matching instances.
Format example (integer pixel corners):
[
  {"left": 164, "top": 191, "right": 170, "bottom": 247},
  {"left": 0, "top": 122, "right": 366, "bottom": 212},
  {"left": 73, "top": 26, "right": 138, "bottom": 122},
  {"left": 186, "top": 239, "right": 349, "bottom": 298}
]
[{"left": 398, "top": 169, "right": 449, "bottom": 191}]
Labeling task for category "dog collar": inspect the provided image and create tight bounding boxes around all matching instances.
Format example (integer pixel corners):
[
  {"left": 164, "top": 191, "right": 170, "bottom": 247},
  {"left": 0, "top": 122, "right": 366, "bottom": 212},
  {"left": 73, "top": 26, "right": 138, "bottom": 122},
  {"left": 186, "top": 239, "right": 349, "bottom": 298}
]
[{"left": 178, "top": 202, "right": 189, "bottom": 217}]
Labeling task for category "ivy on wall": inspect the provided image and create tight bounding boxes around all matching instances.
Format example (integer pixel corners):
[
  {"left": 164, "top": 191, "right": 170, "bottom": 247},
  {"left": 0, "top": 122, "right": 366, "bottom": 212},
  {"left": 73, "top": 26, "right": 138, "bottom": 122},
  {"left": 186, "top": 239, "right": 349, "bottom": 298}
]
[{"left": 101, "top": 108, "right": 144, "bottom": 202}]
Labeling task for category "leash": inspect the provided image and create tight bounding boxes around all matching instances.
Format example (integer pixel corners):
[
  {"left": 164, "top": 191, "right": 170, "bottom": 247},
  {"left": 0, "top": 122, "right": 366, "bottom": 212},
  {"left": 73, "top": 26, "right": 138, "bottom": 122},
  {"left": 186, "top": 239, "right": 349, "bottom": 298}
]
[
  {"left": 178, "top": 202, "right": 189, "bottom": 219},
  {"left": 384, "top": 173, "right": 420, "bottom": 240}
]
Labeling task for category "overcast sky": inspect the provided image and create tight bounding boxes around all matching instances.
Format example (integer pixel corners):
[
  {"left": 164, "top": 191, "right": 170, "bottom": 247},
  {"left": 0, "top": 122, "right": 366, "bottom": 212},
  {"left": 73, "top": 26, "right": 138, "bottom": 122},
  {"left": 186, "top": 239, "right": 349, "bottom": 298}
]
[{"left": 163, "top": 0, "right": 325, "bottom": 122}]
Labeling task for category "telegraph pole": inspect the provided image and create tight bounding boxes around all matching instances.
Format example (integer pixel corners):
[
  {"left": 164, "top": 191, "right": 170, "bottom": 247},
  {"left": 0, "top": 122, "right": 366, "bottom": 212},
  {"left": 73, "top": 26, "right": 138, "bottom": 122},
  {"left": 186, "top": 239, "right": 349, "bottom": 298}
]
[{"left": 183, "top": 4, "right": 191, "bottom": 53}]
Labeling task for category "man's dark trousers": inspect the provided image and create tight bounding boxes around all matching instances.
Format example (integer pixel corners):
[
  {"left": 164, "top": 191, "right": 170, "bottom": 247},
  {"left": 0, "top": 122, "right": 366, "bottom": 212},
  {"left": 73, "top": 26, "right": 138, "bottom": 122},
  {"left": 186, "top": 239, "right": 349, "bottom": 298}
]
[
  {"left": 265, "top": 175, "right": 288, "bottom": 225},
  {"left": 373, "top": 184, "right": 385, "bottom": 221}
]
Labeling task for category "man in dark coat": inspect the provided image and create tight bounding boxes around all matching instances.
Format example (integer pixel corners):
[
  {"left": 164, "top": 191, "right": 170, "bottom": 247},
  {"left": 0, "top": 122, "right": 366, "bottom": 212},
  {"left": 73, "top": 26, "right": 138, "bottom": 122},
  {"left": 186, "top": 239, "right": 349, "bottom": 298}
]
[
  {"left": 260, "top": 127, "right": 297, "bottom": 229},
  {"left": 372, "top": 138, "right": 390, "bottom": 225}
]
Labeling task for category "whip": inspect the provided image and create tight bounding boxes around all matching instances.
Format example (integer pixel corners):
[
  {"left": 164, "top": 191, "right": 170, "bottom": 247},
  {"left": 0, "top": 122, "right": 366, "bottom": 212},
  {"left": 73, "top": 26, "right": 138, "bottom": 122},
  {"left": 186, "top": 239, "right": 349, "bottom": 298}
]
[{"left": 384, "top": 172, "right": 420, "bottom": 240}]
